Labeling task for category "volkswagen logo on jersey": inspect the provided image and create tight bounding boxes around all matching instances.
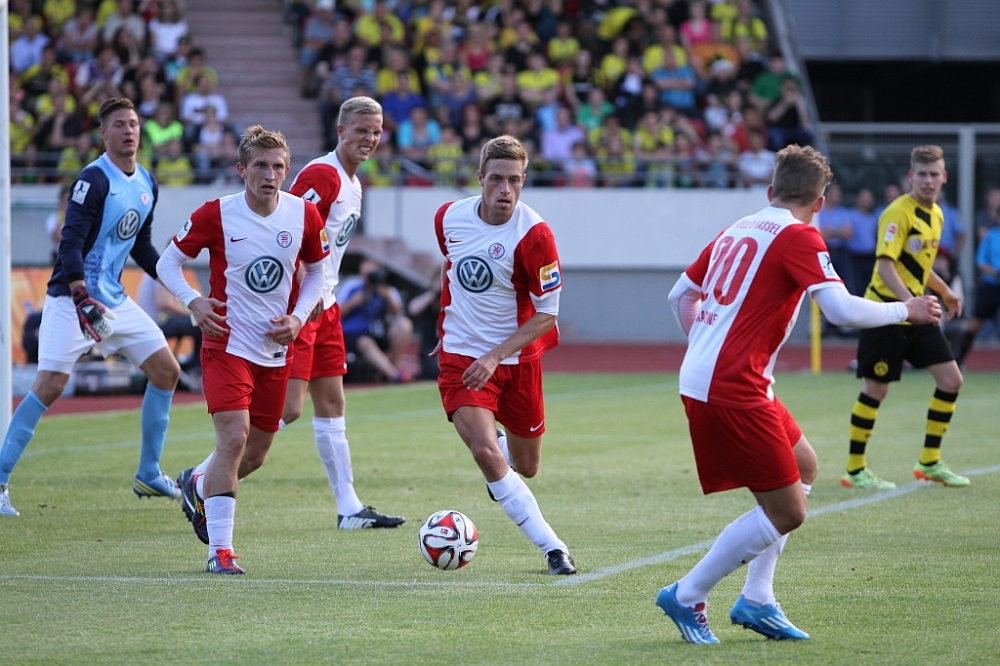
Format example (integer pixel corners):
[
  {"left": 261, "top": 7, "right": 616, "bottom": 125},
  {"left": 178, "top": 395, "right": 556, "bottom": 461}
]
[
  {"left": 276, "top": 230, "right": 293, "bottom": 248},
  {"left": 246, "top": 256, "right": 284, "bottom": 293},
  {"left": 456, "top": 256, "right": 493, "bottom": 293},
  {"left": 488, "top": 243, "right": 505, "bottom": 259},
  {"left": 116, "top": 209, "right": 141, "bottom": 240},
  {"left": 336, "top": 214, "right": 357, "bottom": 247}
]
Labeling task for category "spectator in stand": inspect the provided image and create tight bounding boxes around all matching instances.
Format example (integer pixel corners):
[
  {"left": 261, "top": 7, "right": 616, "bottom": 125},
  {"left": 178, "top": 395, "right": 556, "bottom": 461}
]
[
  {"left": 818, "top": 183, "right": 854, "bottom": 295},
  {"left": 319, "top": 44, "right": 377, "bottom": 149},
  {"left": 673, "top": 133, "right": 700, "bottom": 188},
  {"left": 193, "top": 105, "right": 238, "bottom": 182},
  {"left": 705, "top": 58, "right": 740, "bottom": 103},
  {"left": 148, "top": 0, "right": 189, "bottom": 62},
  {"left": 164, "top": 35, "right": 192, "bottom": 85},
  {"left": 652, "top": 47, "right": 697, "bottom": 117},
  {"left": 353, "top": 0, "right": 406, "bottom": 50},
  {"left": 736, "top": 128, "right": 775, "bottom": 188},
  {"left": 462, "top": 21, "right": 495, "bottom": 73},
  {"left": 338, "top": 260, "right": 414, "bottom": 384},
  {"left": 845, "top": 188, "right": 879, "bottom": 298},
  {"left": 504, "top": 18, "right": 541, "bottom": 73},
  {"left": 56, "top": 132, "right": 100, "bottom": 182},
  {"left": 180, "top": 73, "right": 230, "bottom": 128},
  {"left": 750, "top": 54, "right": 800, "bottom": 111},
  {"left": 562, "top": 141, "right": 599, "bottom": 187},
  {"left": 541, "top": 105, "right": 586, "bottom": 169},
  {"left": 174, "top": 48, "right": 218, "bottom": 102},
  {"left": 634, "top": 109, "right": 675, "bottom": 186},
  {"left": 534, "top": 86, "right": 563, "bottom": 134},
  {"left": 517, "top": 51, "right": 562, "bottom": 111},
  {"left": 689, "top": 23, "right": 739, "bottom": 81},
  {"left": 612, "top": 57, "right": 647, "bottom": 127},
  {"left": 728, "top": 104, "right": 768, "bottom": 153},
  {"left": 156, "top": 138, "right": 195, "bottom": 186},
  {"left": 597, "top": 132, "right": 639, "bottom": 188},
  {"left": 74, "top": 43, "right": 125, "bottom": 98},
  {"left": 19, "top": 45, "right": 68, "bottom": 114},
  {"left": 424, "top": 40, "right": 468, "bottom": 107},
  {"left": 380, "top": 71, "right": 427, "bottom": 134},
  {"left": 475, "top": 52, "right": 509, "bottom": 106},
  {"left": 643, "top": 23, "right": 688, "bottom": 76},
  {"left": 396, "top": 105, "right": 441, "bottom": 168},
  {"left": 575, "top": 86, "right": 615, "bottom": 135},
  {"left": 42, "top": 0, "right": 76, "bottom": 36},
  {"left": 589, "top": 113, "right": 632, "bottom": 152},
  {"left": 936, "top": 189, "right": 966, "bottom": 278},
  {"left": 314, "top": 18, "right": 354, "bottom": 75},
  {"left": 484, "top": 73, "right": 534, "bottom": 138},
  {"left": 438, "top": 76, "right": 478, "bottom": 129},
  {"left": 376, "top": 47, "right": 421, "bottom": 97},
  {"left": 874, "top": 181, "right": 903, "bottom": 218},
  {"left": 679, "top": 0, "right": 712, "bottom": 52},
  {"left": 564, "top": 48, "right": 598, "bottom": 112},
  {"left": 34, "top": 77, "right": 78, "bottom": 120},
  {"left": 975, "top": 187, "right": 1000, "bottom": 241},
  {"left": 10, "top": 16, "right": 50, "bottom": 76},
  {"left": 721, "top": 0, "right": 768, "bottom": 50},
  {"left": 299, "top": 0, "right": 337, "bottom": 95},
  {"left": 696, "top": 132, "right": 736, "bottom": 188},
  {"left": 734, "top": 34, "right": 768, "bottom": 93},
  {"left": 135, "top": 73, "right": 166, "bottom": 120},
  {"left": 10, "top": 92, "right": 38, "bottom": 176},
  {"left": 955, "top": 224, "right": 1000, "bottom": 366},
  {"left": 429, "top": 126, "right": 466, "bottom": 187},
  {"left": 58, "top": 7, "right": 100, "bottom": 63},
  {"left": 411, "top": 0, "right": 452, "bottom": 54},
  {"left": 112, "top": 26, "right": 144, "bottom": 72},
  {"left": 7, "top": 0, "right": 35, "bottom": 42},
  {"left": 101, "top": 0, "right": 147, "bottom": 45},
  {"left": 547, "top": 20, "right": 579, "bottom": 69},
  {"left": 599, "top": 37, "right": 630, "bottom": 94},
  {"left": 765, "top": 77, "right": 812, "bottom": 150},
  {"left": 458, "top": 103, "right": 487, "bottom": 153},
  {"left": 144, "top": 101, "right": 185, "bottom": 160}
]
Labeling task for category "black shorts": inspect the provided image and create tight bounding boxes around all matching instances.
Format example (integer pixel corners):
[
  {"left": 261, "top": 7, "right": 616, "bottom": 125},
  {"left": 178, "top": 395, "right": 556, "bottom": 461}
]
[
  {"left": 856, "top": 323, "right": 954, "bottom": 383},
  {"left": 973, "top": 281, "right": 1000, "bottom": 321},
  {"left": 343, "top": 330, "right": 389, "bottom": 355}
]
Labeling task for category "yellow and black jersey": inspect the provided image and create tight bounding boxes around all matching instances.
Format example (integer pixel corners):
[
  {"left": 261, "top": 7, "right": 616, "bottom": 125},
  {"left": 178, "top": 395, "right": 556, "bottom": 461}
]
[{"left": 865, "top": 194, "right": 942, "bottom": 303}]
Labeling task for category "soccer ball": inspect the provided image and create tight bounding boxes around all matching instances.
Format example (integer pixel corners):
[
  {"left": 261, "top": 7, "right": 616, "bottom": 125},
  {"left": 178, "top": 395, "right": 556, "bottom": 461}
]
[{"left": 418, "top": 509, "right": 479, "bottom": 570}]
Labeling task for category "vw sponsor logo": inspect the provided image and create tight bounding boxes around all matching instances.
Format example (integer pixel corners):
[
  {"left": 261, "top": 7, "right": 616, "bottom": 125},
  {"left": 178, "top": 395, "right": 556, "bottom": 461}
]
[
  {"left": 117, "top": 209, "right": 141, "bottom": 240},
  {"left": 246, "top": 256, "right": 284, "bottom": 293},
  {"left": 336, "top": 214, "right": 357, "bottom": 247},
  {"left": 456, "top": 256, "right": 493, "bottom": 293}
]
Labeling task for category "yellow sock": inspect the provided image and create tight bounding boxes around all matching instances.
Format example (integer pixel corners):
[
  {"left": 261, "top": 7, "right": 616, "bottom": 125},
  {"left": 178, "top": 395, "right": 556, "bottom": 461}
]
[
  {"left": 921, "top": 389, "right": 958, "bottom": 465},
  {"left": 848, "top": 393, "right": 880, "bottom": 473}
]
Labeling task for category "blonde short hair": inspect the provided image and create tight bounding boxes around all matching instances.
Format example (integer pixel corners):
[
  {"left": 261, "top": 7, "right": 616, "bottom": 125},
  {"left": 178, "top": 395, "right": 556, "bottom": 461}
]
[
  {"left": 771, "top": 145, "right": 833, "bottom": 206},
  {"left": 338, "top": 96, "right": 383, "bottom": 127},
  {"left": 911, "top": 145, "right": 945, "bottom": 168},
  {"left": 238, "top": 125, "right": 290, "bottom": 167},
  {"left": 479, "top": 135, "right": 528, "bottom": 173}
]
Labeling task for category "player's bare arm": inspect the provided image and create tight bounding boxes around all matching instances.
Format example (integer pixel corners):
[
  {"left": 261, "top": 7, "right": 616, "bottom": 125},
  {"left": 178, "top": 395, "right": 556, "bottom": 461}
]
[
  {"left": 926, "top": 270, "right": 962, "bottom": 318},
  {"left": 462, "top": 312, "right": 557, "bottom": 391},
  {"left": 876, "top": 257, "right": 915, "bottom": 302}
]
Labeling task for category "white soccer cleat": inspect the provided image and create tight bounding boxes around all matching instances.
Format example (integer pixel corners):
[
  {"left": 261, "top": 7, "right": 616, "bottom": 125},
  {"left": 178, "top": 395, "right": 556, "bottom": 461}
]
[{"left": 0, "top": 483, "right": 20, "bottom": 516}]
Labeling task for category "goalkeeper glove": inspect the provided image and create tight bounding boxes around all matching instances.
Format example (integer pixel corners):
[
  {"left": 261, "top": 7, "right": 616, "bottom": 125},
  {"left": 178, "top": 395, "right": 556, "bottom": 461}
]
[{"left": 72, "top": 285, "right": 116, "bottom": 342}]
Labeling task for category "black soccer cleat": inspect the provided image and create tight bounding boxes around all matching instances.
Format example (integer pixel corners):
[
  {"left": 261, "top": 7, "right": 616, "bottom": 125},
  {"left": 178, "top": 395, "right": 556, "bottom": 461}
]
[
  {"left": 546, "top": 549, "right": 577, "bottom": 575},
  {"left": 337, "top": 506, "right": 406, "bottom": 530},
  {"left": 177, "top": 467, "right": 209, "bottom": 544}
]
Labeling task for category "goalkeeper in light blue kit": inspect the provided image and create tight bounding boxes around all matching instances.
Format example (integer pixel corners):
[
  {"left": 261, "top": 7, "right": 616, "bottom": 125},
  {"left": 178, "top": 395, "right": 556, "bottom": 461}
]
[{"left": 0, "top": 98, "right": 182, "bottom": 516}]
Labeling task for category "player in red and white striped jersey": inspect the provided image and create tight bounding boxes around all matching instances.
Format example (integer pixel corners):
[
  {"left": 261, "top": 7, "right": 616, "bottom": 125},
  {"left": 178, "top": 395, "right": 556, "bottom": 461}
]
[
  {"left": 432, "top": 135, "right": 575, "bottom": 575},
  {"left": 278, "top": 96, "right": 404, "bottom": 530},
  {"left": 656, "top": 146, "right": 942, "bottom": 642},
  {"left": 157, "top": 126, "right": 329, "bottom": 574}
]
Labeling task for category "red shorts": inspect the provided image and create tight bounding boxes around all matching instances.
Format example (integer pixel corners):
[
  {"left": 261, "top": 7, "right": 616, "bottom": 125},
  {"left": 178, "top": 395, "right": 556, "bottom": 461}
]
[
  {"left": 682, "top": 395, "right": 803, "bottom": 495},
  {"left": 289, "top": 303, "right": 347, "bottom": 381},
  {"left": 438, "top": 350, "right": 545, "bottom": 438},
  {"left": 202, "top": 348, "right": 292, "bottom": 432}
]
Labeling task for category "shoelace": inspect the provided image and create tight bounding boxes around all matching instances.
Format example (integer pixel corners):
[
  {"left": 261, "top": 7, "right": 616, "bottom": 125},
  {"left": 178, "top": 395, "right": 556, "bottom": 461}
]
[
  {"left": 216, "top": 550, "right": 240, "bottom": 568},
  {"left": 692, "top": 604, "right": 712, "bottom": 633}
]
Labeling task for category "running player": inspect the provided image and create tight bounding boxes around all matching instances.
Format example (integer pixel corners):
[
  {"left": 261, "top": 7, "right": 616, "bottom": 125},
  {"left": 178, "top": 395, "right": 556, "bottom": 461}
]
[{"left": 659, "top": 145, "right": 941, "bottom": 642}]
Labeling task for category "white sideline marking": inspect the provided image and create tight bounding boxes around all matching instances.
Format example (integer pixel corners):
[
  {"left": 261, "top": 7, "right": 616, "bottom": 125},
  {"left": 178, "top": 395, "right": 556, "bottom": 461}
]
[
  {"left": 0, "top": 574, "right": 540, "bottom": 588},
  {"left": 552, "top": 462, "right": 1000, "bottom": 587}
]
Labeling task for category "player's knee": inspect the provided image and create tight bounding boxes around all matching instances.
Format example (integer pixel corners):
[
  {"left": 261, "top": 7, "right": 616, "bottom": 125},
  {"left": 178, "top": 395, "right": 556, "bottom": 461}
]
[
  {"left": 516, "top": 460, "right": 539, "bottom": 478},
  {"left": 282, "top": 405, "right": 303, "bottom": 425},
  {"left": 31, "top": 373, "right": 69, "bottom": 405},
  {"left": 773, "top": 507, "right": 806, "bottom": 535},
  {"left": 938, "top": 374, "right": 963, "bottom": 394},
  {"left": 242, "top": 449, "right": 268, "bottom": 472}
]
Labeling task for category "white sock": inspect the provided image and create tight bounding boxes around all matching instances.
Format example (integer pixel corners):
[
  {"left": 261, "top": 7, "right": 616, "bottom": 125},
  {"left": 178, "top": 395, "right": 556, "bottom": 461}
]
[
  {"left": 205, "top": 495, "right": 236, "bottom": 558},
  {"left": 313, "top": 416, "right": 364, "bottom": 517},
  {"left": 278, "top": 418, "right": 287, "bottom": 431},
  {"left": 496, "top": 429, "right": 514, "bottom": 470},
  {"left": 676, "top": 505, "right": 781, "bottom": 607},
  {"left": 194, "top": 452, "right": 214, "bottom": 497},
  {"left": 486, "top": 468, "right": 566, "bottom": 555},
  {"left": 742, "top": 482, "right": 811, "bottom": 605},
  {"left": 741, "top": 534, "right": 787, "bottom": 605}
]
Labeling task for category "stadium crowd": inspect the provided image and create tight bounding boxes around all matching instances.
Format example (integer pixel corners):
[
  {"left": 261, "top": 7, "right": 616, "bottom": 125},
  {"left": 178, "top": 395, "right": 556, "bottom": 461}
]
[
  {"left": 8, "top": 0, "right": 239, "bottom": 185},
  {"left": 287, "top": 0, "right": 813, "bottom": 189}
]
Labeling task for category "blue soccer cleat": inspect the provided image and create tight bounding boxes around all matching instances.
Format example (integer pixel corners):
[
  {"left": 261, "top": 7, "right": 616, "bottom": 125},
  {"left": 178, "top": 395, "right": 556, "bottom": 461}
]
[
  {"left": 730, "top": 595, "right": 809, "bottom": 640},
  {"left": 133, "top": 470, "right": 181, "bottom": 499},
  {"left": 656, "top": 583, "right": 719, "bottom": 644},
  {"left": 206, "top": 548, "right": 245, "bottom": 575}
]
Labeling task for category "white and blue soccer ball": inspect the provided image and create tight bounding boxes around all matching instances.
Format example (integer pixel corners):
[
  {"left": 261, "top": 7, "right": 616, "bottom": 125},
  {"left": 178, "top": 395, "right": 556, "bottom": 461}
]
[{"left": 418, "top": 509, "right": 479, "bottom": 570}]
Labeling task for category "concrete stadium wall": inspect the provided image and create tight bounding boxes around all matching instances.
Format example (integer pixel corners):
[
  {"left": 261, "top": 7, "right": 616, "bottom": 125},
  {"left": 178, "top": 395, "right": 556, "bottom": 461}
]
[{"left": 11, "top": 185, "right": 813, "bottom": 343}]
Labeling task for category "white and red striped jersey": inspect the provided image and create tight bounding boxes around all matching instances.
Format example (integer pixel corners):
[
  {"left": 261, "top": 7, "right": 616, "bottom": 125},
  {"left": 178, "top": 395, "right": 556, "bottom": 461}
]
[
  {"left": 678, "top": 206, "right": 842, "bottom": 407},
  {"left": 435, "top": 196, "right": 561, "bottom": 364},
  {"left": 171, "top": 191, "right": 329, "bottom": 367},
  {"left": 287, "top": 150, "right": 362, "bottom": 309}
]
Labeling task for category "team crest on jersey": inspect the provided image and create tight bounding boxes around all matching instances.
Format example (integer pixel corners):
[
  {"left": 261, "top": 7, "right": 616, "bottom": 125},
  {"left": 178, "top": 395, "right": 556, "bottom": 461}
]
[
  {"left": 140, "top": 192, "right": 150, "bottom": 206},
  {"left": 907, "top": 237, "right": 923, "bottom": 254},
  {"left": 71, "top": 179, "right": 90, "bottom": 204},
  {"left": 884, "top": 223, "right": 898, "bottom": 242},
  {"left": 301, "top": 187, "right": 321, "bottom": 205},
  {"left": 488, "top": 243, "right": 505, "bottom": 259},
  {"left": 336, "top": 214, "right": 357, "bottom": 247},
  {"left": 456, "top": 256, "right": 493, "bottom": 293},
  {"left": 817, "top": 251, "right": 839, "bottom": 279},
  {"left": 246, "top": 256, "right": 284, "bottom": 293},
  {"left": 540, "top": 261, "right": 561, "bottom": 291},
  {"left": 117, "top": 209, "right": 141, "bottom": 240},
  {"left": 276, "top": 230, "right": 293, "bottom": 248},
  {"left": 175, "top": 219, "right": 192, "bottom": 242}
]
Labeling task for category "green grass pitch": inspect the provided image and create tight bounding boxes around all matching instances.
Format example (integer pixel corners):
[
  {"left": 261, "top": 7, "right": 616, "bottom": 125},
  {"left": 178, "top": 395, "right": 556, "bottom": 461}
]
[{"left": 1, "top": 371, "right": 998, "bottom": 665}]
